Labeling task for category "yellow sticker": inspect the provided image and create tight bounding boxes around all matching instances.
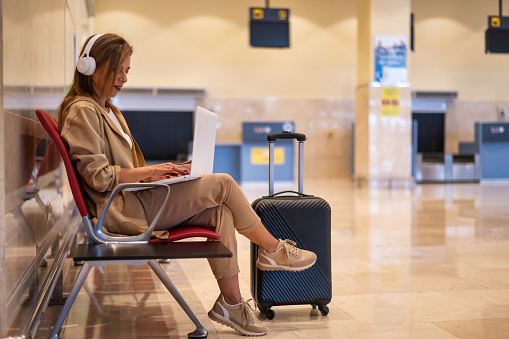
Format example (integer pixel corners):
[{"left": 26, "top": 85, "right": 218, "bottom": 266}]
[
  {"left": 492, "top": 17, "right": 501, "bottom": 28},
  {"left": 251, "top": 147, "right": 285, "bottom": 165},
  {"left": 381, "top": 87, "right": 401, "bottom": 117}
]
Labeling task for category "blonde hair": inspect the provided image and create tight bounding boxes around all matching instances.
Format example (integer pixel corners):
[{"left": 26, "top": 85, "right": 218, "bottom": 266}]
[{"left": 59, "top": 33, "right": 133, "bottom": 119}]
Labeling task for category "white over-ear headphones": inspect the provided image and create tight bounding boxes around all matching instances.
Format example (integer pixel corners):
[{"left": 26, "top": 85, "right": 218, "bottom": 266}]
[{"left": 76, "top": 34, "right": 104, "bottom": 76}]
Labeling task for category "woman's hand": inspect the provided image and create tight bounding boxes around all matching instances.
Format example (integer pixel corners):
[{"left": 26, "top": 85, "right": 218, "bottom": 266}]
[
  {"left": 150, "top": 162, "right": 190, "bottom": 181},
  {"left": 119, "top": 161, "right": 191, "bottom": 183},
  {"left": 178, "top": 161, "right": 191, "bottom": 173}
]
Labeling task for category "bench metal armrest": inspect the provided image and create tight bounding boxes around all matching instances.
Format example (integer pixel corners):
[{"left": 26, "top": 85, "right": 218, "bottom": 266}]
[{"left": 90, "top": 183, "right": 170, "bottom": 244}]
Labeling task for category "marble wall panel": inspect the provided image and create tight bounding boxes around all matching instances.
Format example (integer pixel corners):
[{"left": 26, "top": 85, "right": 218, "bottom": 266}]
[
  {"left": 206, "top": 97, "right": 355, "bottom": 179},
  {"left": 4, "top": 112, "right": 46, "bottom": 207},
  {"left": 354, "top": 86, "right": 370, "bottom": 178},
  {"left": 0, "top": 81, "right": 5, "bottom": 334},
  {"left": 355, "top": 85, "right": 413, "bottom": 181},
  {"left": 3, "top": 110, "right": 46, "bottom": 295},
  {"left": 0, "top": 0, "right": 85, "bottom": 335}
]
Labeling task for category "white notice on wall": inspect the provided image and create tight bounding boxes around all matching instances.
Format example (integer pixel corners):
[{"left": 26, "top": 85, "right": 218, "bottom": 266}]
[{"left": 374, "top": 35, "right": 408, "bottom": 85}]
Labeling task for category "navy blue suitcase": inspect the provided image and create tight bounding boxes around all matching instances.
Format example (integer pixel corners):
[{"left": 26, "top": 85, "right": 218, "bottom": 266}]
[{"left": 250, "top": 132, "right": 332, "bottom": 319}]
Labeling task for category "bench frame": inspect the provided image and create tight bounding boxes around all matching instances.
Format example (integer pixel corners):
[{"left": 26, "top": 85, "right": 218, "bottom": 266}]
[{"left": 36, "top": 109, "right": 231, "bottom": 338}]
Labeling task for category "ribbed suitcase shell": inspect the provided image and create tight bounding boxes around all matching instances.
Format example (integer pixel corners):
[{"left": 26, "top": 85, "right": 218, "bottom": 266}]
[{"left": 250, "top": 194, "right": 332, "bottom": 318}]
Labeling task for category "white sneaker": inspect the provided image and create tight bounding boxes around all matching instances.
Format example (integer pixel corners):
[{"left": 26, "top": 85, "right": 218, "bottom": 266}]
[
  {"left": 256, "top": 239, "right": 317, "bottom": 272},
  {"left": 208, "top": 294, "right": 267, "bottom": 336}
]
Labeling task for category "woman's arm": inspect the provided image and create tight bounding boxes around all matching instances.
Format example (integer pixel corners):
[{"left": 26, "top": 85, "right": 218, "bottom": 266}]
[
  {"left": 119, "top": 166, "right": 154, "bottom": 183},
  {"left": 62, "top": 105, "right": 192, "bottom": 186},
  {"left": 62, "top": 106, "right": 121, "bottom": 192}
]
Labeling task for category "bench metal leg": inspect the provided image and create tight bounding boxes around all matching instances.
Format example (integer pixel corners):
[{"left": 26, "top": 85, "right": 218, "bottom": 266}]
[
  {"left": 148, "top": 260, "right": 208, "bottom": 338},
  {"left": 49, "top": 262, "right": 92, "bottom": 339},
  {"left": 49, "top": 270, "right": 66, "bottom": 305}
]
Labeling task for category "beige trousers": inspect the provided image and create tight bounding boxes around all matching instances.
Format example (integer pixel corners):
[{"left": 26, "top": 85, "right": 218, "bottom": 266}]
[{"left": 137, "top": 173, "right": 261, "bottom": 279}]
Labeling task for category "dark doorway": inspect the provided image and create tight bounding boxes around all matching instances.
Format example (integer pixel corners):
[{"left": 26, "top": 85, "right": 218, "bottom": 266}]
[
  {"left": 412, "top": 112, "right": 445, "bottom": 154},
  {"left": 122, "top": 111, "right": 193, "bottom": 161}
]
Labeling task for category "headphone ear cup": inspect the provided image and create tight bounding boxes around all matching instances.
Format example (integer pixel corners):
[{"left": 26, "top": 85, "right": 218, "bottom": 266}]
[
  {"left": 77, "top": 56, "right": 89, "bottom": 74},
  {"left": 76, "top": 34, "right": 103, "bottom": 76},
  {"left": 85, "top": 57, "right": 96, "bottom": 76},
  {"left": 77, "top": 56, "right": 96, "bottom": 76}
]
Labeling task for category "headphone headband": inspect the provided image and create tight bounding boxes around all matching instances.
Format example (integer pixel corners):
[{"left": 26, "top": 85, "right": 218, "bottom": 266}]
[
  {"left": 76, "top": 34, "right": 104, "bottom": 76},
  {"left": 81, "top": 34, "right": 104, "bottom": 58}
]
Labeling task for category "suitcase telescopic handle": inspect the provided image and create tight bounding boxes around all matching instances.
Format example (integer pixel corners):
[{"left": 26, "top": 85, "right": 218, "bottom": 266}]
[
  {"left": 267, "top": 132, "right": 307, "bottom": 142},
  {"left": 267, "top": 132, "right": 306, "bottom": 195}
]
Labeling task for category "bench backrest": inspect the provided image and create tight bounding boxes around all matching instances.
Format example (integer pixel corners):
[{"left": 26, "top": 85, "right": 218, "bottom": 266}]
[{"left": 36, "top": 109, "right": 89, "bottom": 218}]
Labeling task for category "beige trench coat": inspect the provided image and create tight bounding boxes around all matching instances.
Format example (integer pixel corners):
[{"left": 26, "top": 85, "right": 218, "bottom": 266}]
[{"left": 59, "top": 96, "right": 167, "bottom": 237}]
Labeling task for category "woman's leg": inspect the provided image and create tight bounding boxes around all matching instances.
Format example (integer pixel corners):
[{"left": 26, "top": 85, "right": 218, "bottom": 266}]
[
  {"left": 138, "top": 173, "right": 261, "bottom": 233},
  {"left": 139, "top": 173, "right": 314, "bottom": 270},
  {"left": 244, "top": 222, "right": 279, "bottom": 254},
  {"left": 217, "top": 275, "right": 241, "bottom": 304},
  {"left": 180, "top": 204, "right": 240, "bottom": 281}
]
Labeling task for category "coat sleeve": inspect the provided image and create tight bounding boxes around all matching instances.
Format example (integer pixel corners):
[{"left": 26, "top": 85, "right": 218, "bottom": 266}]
[{"left": 60, "top": 105, "right": 121, "bottom": 192}]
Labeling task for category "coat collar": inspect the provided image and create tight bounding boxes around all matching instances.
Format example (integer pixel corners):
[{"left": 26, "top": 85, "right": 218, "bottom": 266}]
[
  {"left": 70, "top": 96, "right": 145, "bottom": 167},
  {"left": 72, "top": 96, "right": 130, "bottom": 140}
]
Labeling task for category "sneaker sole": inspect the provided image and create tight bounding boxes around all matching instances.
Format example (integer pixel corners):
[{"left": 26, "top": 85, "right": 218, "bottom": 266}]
[
  {"left": 256, "top": 259, "right": 316, "bottom": 272},
  {"left": 208, "top": 310, "right": 266, "bottom": 337}
]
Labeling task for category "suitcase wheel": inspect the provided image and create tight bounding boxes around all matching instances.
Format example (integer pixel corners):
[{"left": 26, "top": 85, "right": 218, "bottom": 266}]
[
  {"left": 318, "top": 305, "right": 329, "bottom": 316},
  {"left": 260, "top": 307, "right": 275, "bottom": 320},
  {"left": 312, "top": 304, "right": 329, "bottom": 316}
]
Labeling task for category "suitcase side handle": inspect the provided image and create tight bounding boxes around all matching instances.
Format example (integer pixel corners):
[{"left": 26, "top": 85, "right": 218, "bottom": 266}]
[
  {"left": 267, "top": 132, "right": 306, "bottom": 142},
  {"left": 262, "top": 190, "right": 314, "bottom": 199}
]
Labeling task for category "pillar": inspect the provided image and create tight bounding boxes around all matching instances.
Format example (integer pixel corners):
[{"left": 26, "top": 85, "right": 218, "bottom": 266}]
[{"left": 355, "top": 0, "right": 413, "bottom": 185}]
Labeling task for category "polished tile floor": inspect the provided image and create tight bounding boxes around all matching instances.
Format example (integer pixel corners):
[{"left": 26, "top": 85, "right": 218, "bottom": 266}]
[{"left": 38, "top": 179, "right": 509, "bottom": 338}]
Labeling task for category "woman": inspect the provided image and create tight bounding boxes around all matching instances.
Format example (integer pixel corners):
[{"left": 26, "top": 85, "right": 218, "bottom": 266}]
[{"left": 59, "top": 33, "right": 316, "bottom": 337}]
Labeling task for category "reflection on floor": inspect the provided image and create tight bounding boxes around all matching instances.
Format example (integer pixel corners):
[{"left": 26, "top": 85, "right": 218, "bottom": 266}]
[{"left": 37, "top": 179, "right": 509, "bottom": 338}]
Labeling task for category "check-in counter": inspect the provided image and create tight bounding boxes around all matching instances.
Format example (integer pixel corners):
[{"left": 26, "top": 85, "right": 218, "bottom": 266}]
[
  {"left": 415, "top": 151, "right": 480, "bottom": 183},
  {"left": 241, "top": 122, "right": 295, "bottom": 183},
  {"left": 475, "top": 122, "right": 509, "bottom": 181},
  {"left": 212, "top": 122, "right": 296, "bottom": 184},
  {"left": 213, "top": 143, "right": 242, "bottom": 182}
]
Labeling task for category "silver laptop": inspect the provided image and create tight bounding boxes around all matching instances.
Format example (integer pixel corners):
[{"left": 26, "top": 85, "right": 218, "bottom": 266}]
[{"left": 127, "top": 106, "right": 217, "bottom": 190}]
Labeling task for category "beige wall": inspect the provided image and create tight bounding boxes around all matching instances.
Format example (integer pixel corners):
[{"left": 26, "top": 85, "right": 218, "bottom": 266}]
[
  {"left": 94, "top": 0, "right": 357, "bottom": 99},
  {"left": 411, "top": 0, "right": 507, "bottom": 101},
  {"left": 95, "top": 0, "right": 508, "bottom": 101}
]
